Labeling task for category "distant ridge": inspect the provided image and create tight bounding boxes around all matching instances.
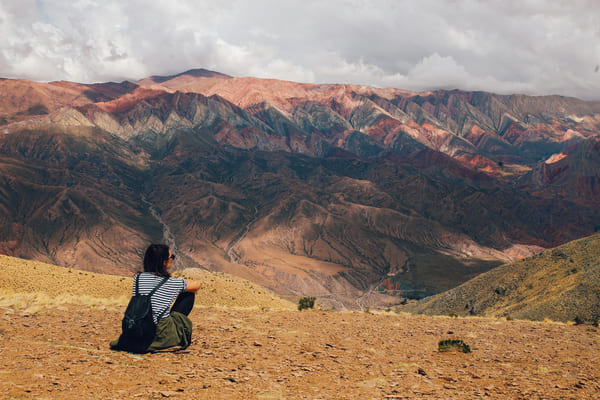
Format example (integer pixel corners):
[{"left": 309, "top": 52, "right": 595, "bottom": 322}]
[
  {"left": 403, "top": 233, "right": 600, "bottom": 322},
  {"left": 145, "top": 68, "right": 232, "bottom": 84}
]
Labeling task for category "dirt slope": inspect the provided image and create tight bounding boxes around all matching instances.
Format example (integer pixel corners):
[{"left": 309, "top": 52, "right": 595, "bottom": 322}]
[
  {"left": 403, "top": 233, "right": 600, "bottom": 322},
  {"left": 0, "top": 255, "right": 296, "bottom": 312}
]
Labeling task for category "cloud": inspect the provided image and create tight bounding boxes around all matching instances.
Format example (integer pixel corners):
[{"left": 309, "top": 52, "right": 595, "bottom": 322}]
[
  {"left": 0, "top": 0, "right": 599, "bottom": 100},
  {"left": 408, "top": 53, "right": 470, "bottom": 89}
]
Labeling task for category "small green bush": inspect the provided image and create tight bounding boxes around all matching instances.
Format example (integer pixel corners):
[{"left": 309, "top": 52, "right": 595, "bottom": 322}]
[
  {"left": 438, "top": 339, "right": 471, "bottom": 353},
  {"left": 574, "top": 316, "right": 599, "bottom": 327},
  {"left": 298, "top": 296, "right": 316, "bottom": 310}
]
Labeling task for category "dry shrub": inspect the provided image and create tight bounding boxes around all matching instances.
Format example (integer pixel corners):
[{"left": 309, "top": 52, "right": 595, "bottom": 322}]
[
  {"left": 438, "top": 339, "right": 471, "bottom": 353},
  {"left": 0, "top": 289, "right": 128, "bottom": 313}
]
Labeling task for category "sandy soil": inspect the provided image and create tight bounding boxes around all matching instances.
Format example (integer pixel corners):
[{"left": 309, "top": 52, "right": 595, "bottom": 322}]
[{"left": 1, "top": 305, "right": 599, "bottom": 399}]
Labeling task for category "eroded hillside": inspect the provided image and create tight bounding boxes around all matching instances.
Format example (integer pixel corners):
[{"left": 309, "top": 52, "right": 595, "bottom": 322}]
[
  {"left": 1, "top": 71, "right": 600, "bottom": 308},
  {"left": 404, "top": 233, "right": 600, "bottom": 322}
]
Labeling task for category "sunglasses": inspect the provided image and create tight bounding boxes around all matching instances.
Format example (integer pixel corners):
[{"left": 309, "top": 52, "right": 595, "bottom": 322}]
[{"left": 168, "top": 254, "right": 176, "bottom": 260}]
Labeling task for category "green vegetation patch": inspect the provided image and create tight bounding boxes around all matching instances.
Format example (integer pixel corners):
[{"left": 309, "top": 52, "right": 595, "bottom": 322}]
[
  {"left": 298, "top": 296, "right": 316, "bottom": 310},
  {"left": 438, "top": 339, "right": 471, "bottom": 353}
]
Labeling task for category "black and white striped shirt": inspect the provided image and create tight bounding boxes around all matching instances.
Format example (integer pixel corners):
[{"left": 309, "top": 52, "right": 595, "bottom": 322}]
[{"left": 133, "top": 272, "right": 188, "bottom": 323}]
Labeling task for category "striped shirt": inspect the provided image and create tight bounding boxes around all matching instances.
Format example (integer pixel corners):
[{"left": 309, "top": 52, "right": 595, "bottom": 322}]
[{"left": 133, "top": 272, "right": 188, "bottom": 323}]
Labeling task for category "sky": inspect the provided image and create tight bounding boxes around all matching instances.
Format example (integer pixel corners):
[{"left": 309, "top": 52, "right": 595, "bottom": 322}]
[{"left": 1, "top": 0, "right": 599, "bottom": 100}]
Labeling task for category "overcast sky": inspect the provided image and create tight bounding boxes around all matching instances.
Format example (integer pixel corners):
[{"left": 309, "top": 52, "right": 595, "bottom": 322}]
[{"left": 1, "top": 0, "right": 599, "bottom": 100}]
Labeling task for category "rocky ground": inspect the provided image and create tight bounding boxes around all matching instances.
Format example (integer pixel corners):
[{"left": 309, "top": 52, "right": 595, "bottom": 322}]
[{"left": 1, "top": 304, "right": 599, "bottom": 399}]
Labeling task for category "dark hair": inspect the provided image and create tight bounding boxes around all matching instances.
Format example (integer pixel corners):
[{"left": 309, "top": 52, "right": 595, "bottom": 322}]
[{"left": 143, "top": 244, "right": 171, "bottom": 277}]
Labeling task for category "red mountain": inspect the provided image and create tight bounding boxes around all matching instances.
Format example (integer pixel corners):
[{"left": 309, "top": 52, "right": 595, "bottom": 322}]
[{"left": 1, "top": 69, "right": 599, "bottom": 309}]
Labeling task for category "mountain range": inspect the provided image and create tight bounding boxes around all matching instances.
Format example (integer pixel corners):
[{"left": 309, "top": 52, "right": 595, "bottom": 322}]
[{"left": 1, "top": 69, "right": 599, "bottom": 309}]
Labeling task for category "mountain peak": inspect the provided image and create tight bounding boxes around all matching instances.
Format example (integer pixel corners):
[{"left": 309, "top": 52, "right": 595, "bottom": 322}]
[{"left": 144, "top": 68, "right": 232, "bottom": 84}]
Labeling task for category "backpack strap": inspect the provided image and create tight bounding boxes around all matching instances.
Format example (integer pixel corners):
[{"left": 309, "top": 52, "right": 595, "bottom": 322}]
[
  {"left": 153, "top": 277, "right": 170, "bottom": 320},
  {"left": 139, "top": 275, "right": 170, "bottom": 322},
  {"left": 134, "top": 273, "right": 141, "bottom": 296}
]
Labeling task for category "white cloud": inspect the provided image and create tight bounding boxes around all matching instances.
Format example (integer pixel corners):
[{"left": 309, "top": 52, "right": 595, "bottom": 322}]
[
  {"left": 0, "top": 0, "right": 598, "bottom": 99},
  {"left": 409, "top": 53, "right": 469, "bottom": 88}
]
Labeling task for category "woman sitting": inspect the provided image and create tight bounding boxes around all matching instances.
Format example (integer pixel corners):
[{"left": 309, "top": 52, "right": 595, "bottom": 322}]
[{"left": 111, "top": 244, "right": 200, "bottom": 352}]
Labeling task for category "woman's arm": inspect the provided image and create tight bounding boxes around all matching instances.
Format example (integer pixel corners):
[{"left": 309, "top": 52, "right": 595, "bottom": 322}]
[{"left": 185, "top": 279, "right": 201, "bottom": 293}]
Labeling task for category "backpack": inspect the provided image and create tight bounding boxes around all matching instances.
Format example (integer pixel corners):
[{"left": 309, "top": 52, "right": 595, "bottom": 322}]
[{"left": 118, "top": 274, "right": 169, "bottom": 353}]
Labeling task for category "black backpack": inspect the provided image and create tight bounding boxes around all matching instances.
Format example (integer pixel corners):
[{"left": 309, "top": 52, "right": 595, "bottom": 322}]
[{"left": 118, "top": 274, "right": 169, "bottom": 353}]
